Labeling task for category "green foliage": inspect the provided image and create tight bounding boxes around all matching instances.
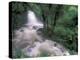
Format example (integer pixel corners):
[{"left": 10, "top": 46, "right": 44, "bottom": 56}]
[
  {"left": 10, "top": 2, "right": 78, "bottom": 57},
  {"left": 40, "top": 52, "right": 50, "bottom": 57},
  {"left": 12, "top": 48, "right": 30, "bottom": 58}
]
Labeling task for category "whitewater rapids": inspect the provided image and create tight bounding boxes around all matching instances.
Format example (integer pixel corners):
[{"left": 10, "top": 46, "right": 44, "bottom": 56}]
[{"left": 12, "top": 10, "right": 70, "bottom": 57}]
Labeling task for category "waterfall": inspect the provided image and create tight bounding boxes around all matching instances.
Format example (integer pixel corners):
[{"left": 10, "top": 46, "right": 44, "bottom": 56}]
[
  {"left": 25, "top": 10, "right": 43, "bottom": 30},
  {"left": 13, "top": 10, "right": 70, "bottom": 57}
]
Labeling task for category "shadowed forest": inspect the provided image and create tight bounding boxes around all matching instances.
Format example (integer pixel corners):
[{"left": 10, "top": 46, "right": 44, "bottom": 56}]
[{"left": 10, "top": 2, "right": 78, "bottom": 58}]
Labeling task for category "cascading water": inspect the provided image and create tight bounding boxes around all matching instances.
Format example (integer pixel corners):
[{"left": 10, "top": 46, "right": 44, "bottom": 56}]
[
  {"left": 13, "top": 10, "right": 70, "bottom": 57},
  {"left": 25, "top": 10, "right": 43, "bottom": 30}
]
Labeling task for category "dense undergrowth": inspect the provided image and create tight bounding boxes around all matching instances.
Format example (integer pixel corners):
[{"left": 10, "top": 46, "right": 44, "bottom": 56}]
[{"left": 10, "top": 2, "right": 78, "bottom": 58}]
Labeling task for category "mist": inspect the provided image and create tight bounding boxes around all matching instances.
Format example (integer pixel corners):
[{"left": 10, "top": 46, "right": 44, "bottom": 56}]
[{"left": 12, "top": 10, "right": 70, "bottom": 57}]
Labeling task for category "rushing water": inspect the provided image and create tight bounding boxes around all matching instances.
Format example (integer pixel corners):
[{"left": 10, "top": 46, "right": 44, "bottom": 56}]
[
  {"left": 25, "top": 10, "right": 43, "bottom": 30},
  {"left": 13, "top": 10, "right": 70, "bottom": 57}
]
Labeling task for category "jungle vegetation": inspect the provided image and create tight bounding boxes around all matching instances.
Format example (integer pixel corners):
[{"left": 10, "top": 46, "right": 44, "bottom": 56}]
[{"left": 9, "top": 2, "right": 78, "bottom": 58}]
